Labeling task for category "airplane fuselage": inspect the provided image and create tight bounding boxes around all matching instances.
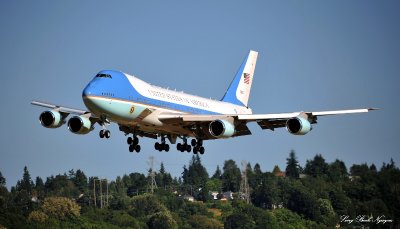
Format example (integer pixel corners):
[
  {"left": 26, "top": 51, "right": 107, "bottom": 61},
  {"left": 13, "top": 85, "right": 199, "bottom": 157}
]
[{"left": 82, "top": 70, "right": 252, "bottom": 136}]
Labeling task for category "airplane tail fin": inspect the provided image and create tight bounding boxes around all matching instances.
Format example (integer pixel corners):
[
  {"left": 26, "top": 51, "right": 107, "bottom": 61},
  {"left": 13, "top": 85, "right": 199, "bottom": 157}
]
[{"left": 221, "top": 50, "right": 258, "bottom": 107}]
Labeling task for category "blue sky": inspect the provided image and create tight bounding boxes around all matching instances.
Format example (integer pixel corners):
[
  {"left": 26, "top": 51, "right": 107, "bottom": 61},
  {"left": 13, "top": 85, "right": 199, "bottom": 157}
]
[{"left": 1, "top": 1, "right": 399, "bottom": 189}]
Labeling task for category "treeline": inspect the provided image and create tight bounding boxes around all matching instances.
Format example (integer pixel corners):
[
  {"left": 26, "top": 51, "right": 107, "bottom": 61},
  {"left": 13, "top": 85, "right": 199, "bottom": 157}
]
[{"left": 0, "top": 151, "right": 399, "bottom": 228}]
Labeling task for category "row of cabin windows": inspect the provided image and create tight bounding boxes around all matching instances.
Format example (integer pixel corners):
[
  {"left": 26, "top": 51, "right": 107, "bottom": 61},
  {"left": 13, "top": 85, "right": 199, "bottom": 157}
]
[
  {"left": 96, "top": 74, "right": 112, "bottom": 79},
  {"left": 102, "top": 92, "right": 114, "bottom": 96}
]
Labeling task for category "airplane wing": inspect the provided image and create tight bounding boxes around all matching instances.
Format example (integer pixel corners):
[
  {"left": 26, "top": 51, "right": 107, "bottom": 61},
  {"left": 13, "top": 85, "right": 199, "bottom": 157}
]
[
  {"left": 31, "top": 100, "right": 91, "bottom": 116},
  {"left": 158, "top": 108, "right": 377, "bottom": 137}
]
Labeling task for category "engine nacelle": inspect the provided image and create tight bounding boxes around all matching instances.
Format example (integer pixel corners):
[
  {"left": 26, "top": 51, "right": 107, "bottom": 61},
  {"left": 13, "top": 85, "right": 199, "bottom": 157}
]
[
  {"left": 68, "top": 115, "right": 93, "bottom": 135},
  {"left": 39, "top": 110, "right": 64, "bottom": 128},
  {"left": 286, "top": 116, "right": 312, "bottom": 135},
  {"left": 209, "top": 119, "right": 235, "bottom": 138}
]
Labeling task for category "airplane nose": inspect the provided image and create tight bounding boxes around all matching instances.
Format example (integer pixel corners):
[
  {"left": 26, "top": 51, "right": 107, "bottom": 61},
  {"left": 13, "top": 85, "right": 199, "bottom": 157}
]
[{"left": 82, "top": 83, "right": 93, "bottom": 97}]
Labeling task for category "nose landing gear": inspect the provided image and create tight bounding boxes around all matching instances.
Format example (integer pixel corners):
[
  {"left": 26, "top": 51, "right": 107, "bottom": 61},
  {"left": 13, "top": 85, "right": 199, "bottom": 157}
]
[{"left": 99, "top": 129, "right": 111, "bottom": 139}]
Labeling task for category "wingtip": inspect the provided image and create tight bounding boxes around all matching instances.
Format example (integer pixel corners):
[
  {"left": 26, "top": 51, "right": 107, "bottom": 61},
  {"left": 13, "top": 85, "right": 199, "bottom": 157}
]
[{"left": 368, "top": 108, "right": 380, "bottom": 111}]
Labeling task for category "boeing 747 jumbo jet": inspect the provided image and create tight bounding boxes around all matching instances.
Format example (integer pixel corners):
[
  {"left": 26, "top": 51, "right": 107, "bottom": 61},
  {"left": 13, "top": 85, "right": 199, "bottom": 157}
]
[{"left": 32, "top": 50, "right": 375, "bottom": 154}]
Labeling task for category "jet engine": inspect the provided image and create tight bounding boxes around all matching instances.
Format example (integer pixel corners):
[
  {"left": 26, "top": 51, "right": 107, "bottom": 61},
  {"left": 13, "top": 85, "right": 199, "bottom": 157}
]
[
  {"left": 39, "top": 110, "right": 65, "bottom": 128},
  {"left": 209, "top": 119, "right": 235, "bottom": 138},
  {"left": 67, "top": 115, "right": 93, "bottom": 134},
  {"left": 286, "top": 116, "right": 312, "bottom": 135}
]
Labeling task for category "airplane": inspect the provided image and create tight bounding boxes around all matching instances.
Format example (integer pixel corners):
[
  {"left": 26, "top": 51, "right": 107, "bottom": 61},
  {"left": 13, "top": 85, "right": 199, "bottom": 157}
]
[{"left": 31, "top": 50, "right": 376, "bottom": 154}]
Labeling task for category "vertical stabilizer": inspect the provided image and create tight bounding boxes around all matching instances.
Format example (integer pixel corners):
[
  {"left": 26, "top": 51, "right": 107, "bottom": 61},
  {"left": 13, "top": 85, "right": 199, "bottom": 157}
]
[{"left": 221, "top": 50, "right": 258, "bottom": 107}]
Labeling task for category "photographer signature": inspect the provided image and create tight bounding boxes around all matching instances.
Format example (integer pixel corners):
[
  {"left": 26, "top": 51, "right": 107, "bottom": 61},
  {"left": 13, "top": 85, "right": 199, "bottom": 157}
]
[{"left": 340, "top": 215, "right": 393, "bottom": 225}]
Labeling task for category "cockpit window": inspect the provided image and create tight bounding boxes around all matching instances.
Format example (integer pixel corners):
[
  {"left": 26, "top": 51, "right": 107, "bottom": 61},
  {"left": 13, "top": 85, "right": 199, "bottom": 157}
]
[{"left": 95, "top": 74, "right": 112, "bottom": 79}]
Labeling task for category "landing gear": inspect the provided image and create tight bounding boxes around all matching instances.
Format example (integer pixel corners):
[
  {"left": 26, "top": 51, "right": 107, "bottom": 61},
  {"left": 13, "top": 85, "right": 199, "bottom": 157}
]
[
  {"left": 99, "top": 129, "right": 111, "bottom": 139},
  {"left": 192, "top": 139, "right": 205, "bottom": 154},
  {"left": 127, "top": 135, "right": 140, "bottom": 153},
  {"left": 177, "top": 137, "right": 192, "bottom": 153},
  {"left": 155, "top": 136, "right": 169, "bottom": 152}
]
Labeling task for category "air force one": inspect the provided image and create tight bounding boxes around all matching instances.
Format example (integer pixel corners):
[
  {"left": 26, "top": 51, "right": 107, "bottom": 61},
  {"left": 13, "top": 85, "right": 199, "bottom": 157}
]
[{"left": 32, "top": 50, "right": 375, "bottom": 154}]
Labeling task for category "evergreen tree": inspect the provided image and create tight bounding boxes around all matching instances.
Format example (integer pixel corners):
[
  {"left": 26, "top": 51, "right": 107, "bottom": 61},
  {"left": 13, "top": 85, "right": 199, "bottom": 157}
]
[
  {"left": 73, "top": 169, "right": 88, "bottom": 193},
  {"left": 222, "top": 160, "right": 241, "bottom": 192},
  {"left": 0, "top": 171, "right": 5, "bottom": 187},
  {"left": 212, "top": 165, "right": 222, "bottom": 179},
  {"left": 34, "top": 176, "right": 45, "bottom": 199},
  {"left": 185, "top": 155, "right": 209, "bottom": 187},
  {"left": 285, "top": 150, "right": 300, "bottom": 179},
  {"left": 160, "top": 162, "right": 166, "bottom": 175},
  {"left": 17, "top": 166, "right": 34, "bottom": 194},
  {"left": 181, "top": 165, "right": 188, "bottom": 184}
]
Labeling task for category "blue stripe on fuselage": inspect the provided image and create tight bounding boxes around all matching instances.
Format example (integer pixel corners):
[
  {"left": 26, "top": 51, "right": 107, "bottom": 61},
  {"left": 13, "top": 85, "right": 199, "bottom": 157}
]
[{"left": 82, "top": 70, "right": 220, "bottom": 115}]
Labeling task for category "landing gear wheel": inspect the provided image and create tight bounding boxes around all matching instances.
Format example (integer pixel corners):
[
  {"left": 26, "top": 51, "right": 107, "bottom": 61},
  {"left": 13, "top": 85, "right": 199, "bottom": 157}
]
[
  {"left": 165, "top": 144, "right": 170, "bottom": 152},
  {"left": 177, "top": 143, "right": 182, "bottom": 151},
  {"left": 104, "top": 130, "right": 111, "bottom": 139},
  {"left": 155, "top": 142, "right": 160, "bottom": 150},
  {"left": 135, "top": 145, "right": 141, "bottom": 153},
  {"left": 127, "top": 137, "right": 133, "bottom": 145},
  {"left": 133, "top": 137, "right": 138, "bottom": 145},
  {"left": 129, "top": 144, "right": 134, "bottom": 152},
  {"left": 191, "top": 139, "right": 197, "bottom": 146},
  {"left": 199, "top": 147, "right": 205, "bottom": 154},
  {"left": 186, "top": 145, "right": 191, "bottom": 152},
  {"left": 99, "top": 130, "right": 105, "bottom": 138},
  {"left": 193, "top": 147, "right": 198, "bottom": 154}
]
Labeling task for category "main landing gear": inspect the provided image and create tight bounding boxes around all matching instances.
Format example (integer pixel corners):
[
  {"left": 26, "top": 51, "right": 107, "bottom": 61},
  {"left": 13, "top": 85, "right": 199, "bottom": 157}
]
[
  {"left": 191, "top": 139, "right": 205, "bottom": 154},
  {"left": 127, "top": 135, "right": 141, "bottom": 153},
  {"left": 99, "top": 129, "right": 111, "bottom": 139},
  {"left": 177, "top": 137, "right": 191, "bottom": 153},
  {"left": 176, "top": 138, "right": 205, "bottom": 154},
  {"left": 155, "top": 136, "right": 169, "bottom": 152}
]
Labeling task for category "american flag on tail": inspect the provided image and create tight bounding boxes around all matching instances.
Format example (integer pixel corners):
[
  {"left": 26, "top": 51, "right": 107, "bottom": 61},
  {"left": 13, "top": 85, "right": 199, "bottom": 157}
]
[{"left": 243, "top": 73, "right": 250, "bottom": 84}]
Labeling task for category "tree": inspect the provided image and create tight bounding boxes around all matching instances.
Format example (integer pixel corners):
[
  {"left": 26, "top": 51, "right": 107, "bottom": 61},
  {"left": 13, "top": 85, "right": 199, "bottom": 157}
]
[
  {"left": 34, "top": 176, "right": 45, "bottom": 199},
  {"left": 183, "top": 155, "right": 209, "bottom": 187},
  {"left": 285, "top": 150, "right": 300, "bottom": 179},
  {"left": 0, "top": 171, "right": 8, "bottom": 210},
  {"left": 160, "top": 162, "right": 166, "bottom": 175},
  {"left": 0, "top": 172, "right": 5, "bottom": 187},
  {"left": 28, "top": 210, "right": 48, "bottom": 223},
  {"left": 221, "top": 160, "right": 241, "bottom": 192},
  {"left": 73, "top": 169, "right": 88, "bottom": 192},
  {"left": 212, "top": 165, "right": 222, "bottom": 179},
  {"left": 188, "top": 215, "right": 223, "bottom": 229},
  {"left": 206, "top": 179, "right": 222, "bottom": 192},
  {"left": 272, "top": 165, "right": 282, "bottom": 175},
  {"left": 252, "top": 173, "right": 280, "bottom": 209},
  {"left": 157, "top": 163, "right": 173, "bottom": 188},
  {"left": 41, "top": 197, "right": 80, "bottom": 219},
  {"left": 16, "top": 166, "right": 33, "bottom": 194},
  {"left": 304, "top": 154, "right": 328, "bottom": 178},
  {"left": 147, "top": 211, "right": 178, "bottom": 229},
  {"left": 285, "top": 181, "right": 321, "bottom": 221},
  {"left": 327, "top": 159, "right": 348, "bottom": 182},
  {"left": 225, "top": 212, "right": 255, "bottom": 229},
  {"left": 249, "top": 163, "right": 262, "bottom": 189},
  {"left": 130, "top": 194, "right": 167, "bottom": 217}
]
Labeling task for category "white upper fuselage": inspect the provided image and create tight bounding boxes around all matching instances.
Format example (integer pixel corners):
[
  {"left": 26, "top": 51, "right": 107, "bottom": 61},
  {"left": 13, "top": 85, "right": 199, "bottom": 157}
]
[{"left": 82, "top": 70, "right": 252, "bottom": 129}]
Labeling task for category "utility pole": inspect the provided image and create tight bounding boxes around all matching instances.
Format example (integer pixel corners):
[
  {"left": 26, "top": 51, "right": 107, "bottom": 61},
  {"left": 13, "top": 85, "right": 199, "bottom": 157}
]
[
  {"left": 93, "top": 178, "right": 109, "bottom": 208},
  {"left": 239, "top": 160, "right": 250, "bottom": 204},
  {"left": 106, "top": 178, "right": 109, "bottom": 207},
  {"left": 93, "top": 178, "right": 97, "bottom": 207},
  {"left": 100, "top": 179, "right": 103, "bottom": 209},
  {"left": 148, "top": 156, "right": 158, "bottom": 193}
]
